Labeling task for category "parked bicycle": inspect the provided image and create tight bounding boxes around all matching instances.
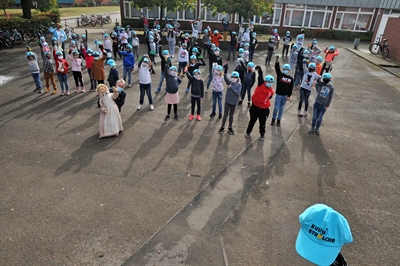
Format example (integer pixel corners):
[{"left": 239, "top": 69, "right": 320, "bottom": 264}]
[
  {"left": 369, "top": 34, "right": 390, "bottom": 59},
  {"left": 0, "top": 33, "right": 14, "bottom": 49},
  {"left": 1, "top": 28, "right": 23, "bottom": 44},
  {"left": 81, "top": 14, "right": 90, "bottom": 26}
]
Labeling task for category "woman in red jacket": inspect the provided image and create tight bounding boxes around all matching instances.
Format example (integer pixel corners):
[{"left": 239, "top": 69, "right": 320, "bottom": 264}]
[{"left": 245, "top": 65, "right": 275, "bottom": 140}]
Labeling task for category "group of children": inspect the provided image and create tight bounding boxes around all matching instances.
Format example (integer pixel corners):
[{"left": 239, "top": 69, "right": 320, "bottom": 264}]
[{"left": 25, "top": 23, "right": 338, "bottom": 139}]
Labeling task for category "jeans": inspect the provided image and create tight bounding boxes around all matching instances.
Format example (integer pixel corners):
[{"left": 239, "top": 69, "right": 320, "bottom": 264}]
[
  {"left": 294, "top": 70, "right": 304, "bottom": 87},
  {"left": 157, "top": 71, "right": 165, "bottom": 91},
  {"left": 57, "top": 73, "right": 69, "bottom": 92},
  {"left": 221, "top": 102, "right": 236, "bottom": 128},
  {"left": 123, "top": 66, "right": 133, "bottom": 84},
  {"left": 206, "top": 68, "right": 213, "bottom": 89},
  {"left": 212, "top": 90, "right": 223, "bottom": 114},
  {"left": 139, "top": 83, "right": 153, "bottom": 105},
  {"left": 298, "top": 88, "right": 311, "bottom": 111},
  {"left": 168, "top": 40, "right": 175, "bottom": 57},
  {"left": 31, "top": 72, "right": 42, "bottom": 89},
  {"left": 246, "top": 104, "right": 270, "bottom": 136},
  {"left": 249, "top": 48, "right": 255, "bottom": 61},
  {"left": 266, "top": 50, "right": 274, "bottom": 64},
  {"left": 228, "top": 45, "right": 236, "bottom": 59},
  {"left": 272, "top": 94, "right": 288, "bottom": 120},
  {"left": 191, "top": 96, "right": 201, "bottom": 115},
  {"left": 311, "top": 102, "right": 327, "bottom": 129},
  {"left": 178, "top": 62, "right": 187, "bottom": 74},
  {"left": 241, "top": 83, "right": 252, "bottom": 102}
]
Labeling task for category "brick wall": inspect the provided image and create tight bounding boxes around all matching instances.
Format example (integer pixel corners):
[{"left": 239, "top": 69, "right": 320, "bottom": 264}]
[{"left": 382, "top": 17, "right": 400, "bottom": 63}]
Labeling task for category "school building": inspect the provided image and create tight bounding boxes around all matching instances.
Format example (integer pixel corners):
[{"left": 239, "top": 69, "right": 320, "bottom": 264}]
[{"left": 121, "top": 0, "right": 400, "bottom": 61}]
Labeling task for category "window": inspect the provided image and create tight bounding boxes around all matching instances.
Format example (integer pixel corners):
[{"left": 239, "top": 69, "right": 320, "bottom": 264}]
[
  {"left": 324, "top": 13, "right": 331, "bottom": 28},
  {"left": 185, "top": 8, "right": 196, "bottom": 20},
  {"left": 124, "top": 2, "right": 130, "bottom": 18},
  {"left": 284, "top": 10, "right": 290, "bottom": 26},
  {"left": 220, "top": 14, "right": 231, "bottom": 21},
  {"left": 147, "top": 7, "right": 159, "bottom": 19},
  {"left": 130, "top": 6, "right": 141, "bottom": 18},
  {"left": 205, "top": 9, "right": 218, "bottom": 21},
  {"left": 291, "top": 10, "right": 304, "bottom": 26},
  {"left": 356, "top": 14, "right": 372, "bottom": 30},
  {"left": 283, "top": 5, "right": 332, "bottom": 28},
  {"left": 334, "top": 7, "right": 374, "bottom": 31},
  {"left": 310, "top": 12, "right": 324, "bottom": 28},
  {"left": 254, "top": 16, "right": 261, "bottom": 24},
  {"left": 166, "top": 10, "right": 177, "bottom": 19},
  {"left": 274, "top": 9, "right": 281, "bottom": 25},
  {"left": 261, "top": 14, "right": 273, "bottom": 24},
  {"left": 341, "top": 13, "right": 357, "bottom": 30},
  {"left": 338, "top": 7, "right": 358, "bottom": 12}
]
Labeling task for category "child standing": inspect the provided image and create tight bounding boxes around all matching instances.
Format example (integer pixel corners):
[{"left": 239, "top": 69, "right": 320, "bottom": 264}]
[
  {"left": 26, "top": 48, "right": 43, "bottom": 93},
  {"left": 191, "top": 21, "right": 199, "bottom": 44},
  {"left": 53, "top": 49, "right": 69, "bottom": 95},
  {"left": 138, "top": 55, "right": 154, "bottom": 111},
  {"left": 289, "top": 44, "right": 299, "bottom": 77},
  {"left": 270, "top": 55, "right": 294, "bottom": 126},
  {"left": 111, "top": 32, "right": 120, "bottom": 59},
  {"left": 315, "top": 56, "right": 323, "bottom": 75},
  {"left": 245, "top": 67, "right": 275, "bottom": 140},
  {"left": 206, "top": 46, "right": 223, "bottom": 92},
  {"left": 308, "top": 73, "right": 334, "bottom": 136},
  {"left": 308, "top": 40, "right": 322, "bottom": 62},
  {"left": 186, "top": 69, "right": 204, "bottom": 121},
  {"left": 296, "top": 29, "right": 305, "bottom": 49},
  {"left": 155, "top": 46, "right": 172, "bottom": 94},
  {"left": 81, "top": 46, "right": 96, "bottom": 91},
  {"left": 68, "top": 50, "right": 84, "bottom": 93},
  {"left": 218, "top": 67, "right": 242, "bottom": 135},
  {"left": 282, "top": 31, "right": 292, "bottom": 58},
  {"left": 210, "top": 64, "right": 225, "bottom": 118},
  {"left": 239, "top": 62, "right": 256, "bottom": 106},
  {"left": 209, "top": 28, "right": 223, "bottom": 48},
  {"left": 202, "top": 29, "right": 210, "bottom": 58},
  {"left": 39, "top": 48, "right": 57, "bottom": 94},
  {"left": 131, "top": 31, "right": 140, "bottom": 59},
  {"left": 321, "top": 46, "right": 339, "bottom": 74},
  {"left": 178, "top": 43, "right": 189, "bottom": 77},
  {"left": 147, "top": 36, "right": 157, "bottom": 74},
  {"left": 185, "top": 55, "right": 206, "bottom": 93},
  {"left": 265, "top": 37, "right": 276, "bottom": 65},
  {"left": 91, "top": 51, "right": 108, "bottom": 85},
  {"left": 227, "top": 31, "right": 237, "bottom": 61},
  {"left": 243, "top": 43, "right": 250, "bottom": 62},
  {"left": 235, "top": 48, "right": 247, "bottom": 93},
  {"left": 298, "top": 62, "right": 318, "bottom": 117},
  {"left": 118, "top": 44, "right": 135, "bottom": 87},
  {"left": 164, "top": 65, "right": 182, "bottom": 121},
  {"left": 103, "top": 33, "right": 112, "bottom": 54},
  {"left": 106, "top": 59, "right": 119, "bottom": 88},
  {"left": 249, "top": 32, "right": 258, "bottom": 61},
  {"left": 166, "top": 25, "right": 178, "bottom": 57}
]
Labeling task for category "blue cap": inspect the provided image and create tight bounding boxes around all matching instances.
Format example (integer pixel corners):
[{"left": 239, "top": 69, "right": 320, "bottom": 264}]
[
  {"left": 143, "top": 57, "right": 149, "bottom": 63},
  {"left": 107, "top": 59, "right": 116, "bottom": 66},
  {"left": 296, "top": 204, "right": 353, "bottom": 266}
]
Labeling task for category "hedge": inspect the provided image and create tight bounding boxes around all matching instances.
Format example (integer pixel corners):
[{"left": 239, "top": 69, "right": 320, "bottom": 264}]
[{"left": 0, "top": 11, "right": 60, "bottom": 30}]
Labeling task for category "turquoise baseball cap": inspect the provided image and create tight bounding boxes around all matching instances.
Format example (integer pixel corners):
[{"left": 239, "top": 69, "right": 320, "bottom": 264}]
[{"left": 296, "top": 204, "right": 353, "bottom": 266}]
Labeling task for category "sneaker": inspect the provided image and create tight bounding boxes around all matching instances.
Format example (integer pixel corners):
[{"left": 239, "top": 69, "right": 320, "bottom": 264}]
[
  {"left": 196, "top": 115, "right": 201, "bottom": 121},
  {"left": 248, "top": 101, "right": 251, "bottom": 107},
  {"left": 137, "top": 104, "right": 142, "bottom": 110},
  {"left": 150, "top": 104, "right": 154, "bottom": 110},
  {"left": 38, "top": 89, "right": 43, "bottom": 93},
  {"left": 185, "top": 88, "right": 189, "bottom": 93},
  {"left": 51, "top": 90, "right": 57, "bottom": 95},
  {"left": 218, "top": 127, "right": 225, "bottom": 134},
  {"left": 298, "top": 110, "right": 302, "bottom": 116},
  {"left": 277, "top": 119, "right": 281, "bottom": 126},
  {"left": 75, "top": 87, "right": 80, "bottom": 93},
  {"left": 227, "top": 127, "right": 235, "bottom": 135},
  {"left": 164, "top": 115, "right": 170, "bottom": 121},
  {"left": 66, "top": 91, "right": 70, "bottom": 95},
  {"left": 303, "top": 111, "right": 308, "bottom": 116},
  {"left": 260, "top": 135, "right": 265, "bottom": 141},
  {"left": 210, "top": 112, "right": 216, "bottom": 117},
  {"left": 270, "top": 119, "right": 275, "bottom": 126},
  {"left": 174, "top": 114, "right": 179, "bottom": 120},
  {"left": 155, "top": 88, "right": 161, "bottom": 94},
  {"left": 218, "top": 114, "right": 222, "bottom": 119},
  {"left": 315, "top": 129, "right": 320, "bottom": 136},
  {"left": 226, "top": 58, "right": 230, "bottom": 61},
  {"left": 238, "top": 100, "right": 243, "bottom": 105},
  {"left": 44, "top": 88, "right": 50, "bottom": 93},
  {"left": 127, "top": 84, "right": 132, "bottom": 88},
  {"left": 245, "top": 133, "right": 250, "bottom": 138},
  {"left": 308, "top": 128, "right": 314, "bottom": 134},
  {"left": 33, "top": 88, "right": 39, "bottom": 93},
  {"left": 189, "top": 114, "right": 194, "bottom": 121},
  {"left": 90, "top": 88, "right": 95, "bottom": 92},
  {"left": 205, "top": 88, "right": 209, "bottom": 93}
]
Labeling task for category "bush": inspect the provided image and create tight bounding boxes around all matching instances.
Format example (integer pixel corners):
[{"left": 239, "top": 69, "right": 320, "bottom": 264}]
[
  {"left": 312, "top": 29, "right": 373, "bottom": 42},
  {"left": 80, "top": 3, "right": 88, "bottom": 7},
  {"left": 110, "top": 1, "right": 119, "bottom": 6},
  {"left": 0, "top": 12, "right": 60, "bottom": 31},
  {"left": 88, "top": 2, "right": 95, "bottom": 7}
]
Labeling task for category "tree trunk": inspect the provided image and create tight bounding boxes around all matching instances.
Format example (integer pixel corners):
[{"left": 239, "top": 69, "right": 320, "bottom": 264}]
[
  {"left": 160, "top": 4, "right": 164, "bottom": 25},
  {"left": 21, "top": 0, "right": 31, "bottom": 19}
]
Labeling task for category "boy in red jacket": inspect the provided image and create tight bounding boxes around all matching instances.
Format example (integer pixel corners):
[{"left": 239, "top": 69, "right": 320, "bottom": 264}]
[
  {"left": 81, "top": 44, "right": 96, "bottom": 91},
  {"left": 208, "top": 28, "right": 223, "bottom": 47},
  {"left": 53, "top": 49, "right": 70, "bottom": 95},
  {"left": 245, "top": 65, "right": 274, "bottom": 140}
]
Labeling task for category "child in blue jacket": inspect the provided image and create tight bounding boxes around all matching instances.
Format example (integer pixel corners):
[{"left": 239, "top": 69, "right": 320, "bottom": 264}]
[{"left": 118, "top": 44, "right": 135, "bottom": 88}]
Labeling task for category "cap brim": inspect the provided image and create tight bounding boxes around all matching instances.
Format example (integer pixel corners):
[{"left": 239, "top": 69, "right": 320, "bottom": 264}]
[{"left": 295, "top": 229, "right": 340, "bottom": 266}]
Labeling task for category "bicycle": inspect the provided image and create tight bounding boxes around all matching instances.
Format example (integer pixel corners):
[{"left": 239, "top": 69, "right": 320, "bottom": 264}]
[
  {"left": 369, "top": 34, "right": 390, "bottom": 59},
  {"left": 0, "top": 34, "right": 14, "bottom": 49}
]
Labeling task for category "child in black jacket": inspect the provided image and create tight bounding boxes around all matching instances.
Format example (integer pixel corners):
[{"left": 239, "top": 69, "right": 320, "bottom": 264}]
[
  {"left": 239, "top": 61, "right": 256, "bottom": 106},
  {"left": 185, "top": 55, "right": 206, "bottom": 93},
  {"left": 227, "top": 31, "right": 238, "bottom": 61},
  {"left": 186, "top": 69, "right": 204, "bottom": 121}
]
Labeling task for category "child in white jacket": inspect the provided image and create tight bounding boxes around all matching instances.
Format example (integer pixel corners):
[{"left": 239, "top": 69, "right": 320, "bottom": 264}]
[{"left": 68, "top": 50, "right": 85, "bottom": 92}]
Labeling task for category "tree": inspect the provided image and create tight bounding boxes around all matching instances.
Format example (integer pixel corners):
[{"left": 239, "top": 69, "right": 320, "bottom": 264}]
[
  {"left": 34, "top": 0, "right": 56, "bottom": 12},
  {"left": 94, "top": 0, "right": 103, "bottom": 6},
  {"left": 204, "top": 0, "right": 274, "bottom": 22},
  {"left": 21, "top": 0, "right": 31, "bottom": 19},
  {"left": 127, "top": 0, "right": 197, "bottom": 24},
  {"left": 0, "top": 0, "right": 14, "bottom": 15}
]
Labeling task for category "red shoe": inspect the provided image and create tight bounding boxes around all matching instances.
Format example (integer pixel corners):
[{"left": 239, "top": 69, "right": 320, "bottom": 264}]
[
  {"left": 188, "top": 114, "right": 194, "bottom": 121},
  {"left": 196, "top": 115, "right": 201, "bottom": 121}
]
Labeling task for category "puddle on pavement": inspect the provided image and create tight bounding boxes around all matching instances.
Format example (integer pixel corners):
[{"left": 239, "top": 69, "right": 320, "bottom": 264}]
[{"left": 0, "top": 75, "right": 15, "bottom": 86}]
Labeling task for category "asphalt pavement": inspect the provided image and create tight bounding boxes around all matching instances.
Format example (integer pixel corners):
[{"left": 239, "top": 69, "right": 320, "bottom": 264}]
[{"left": 0, "top": 20, "right": 399, "bottom": 266}]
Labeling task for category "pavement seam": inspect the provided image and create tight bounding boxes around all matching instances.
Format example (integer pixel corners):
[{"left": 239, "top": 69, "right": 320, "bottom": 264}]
[{"left": 346, "top": 48, "right": 400, "bottom": 78}]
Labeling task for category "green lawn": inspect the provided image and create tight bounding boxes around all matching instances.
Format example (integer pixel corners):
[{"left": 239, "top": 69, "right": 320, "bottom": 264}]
[{"left": 0, "top": 6, "right": 120, "bottom": 18}]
